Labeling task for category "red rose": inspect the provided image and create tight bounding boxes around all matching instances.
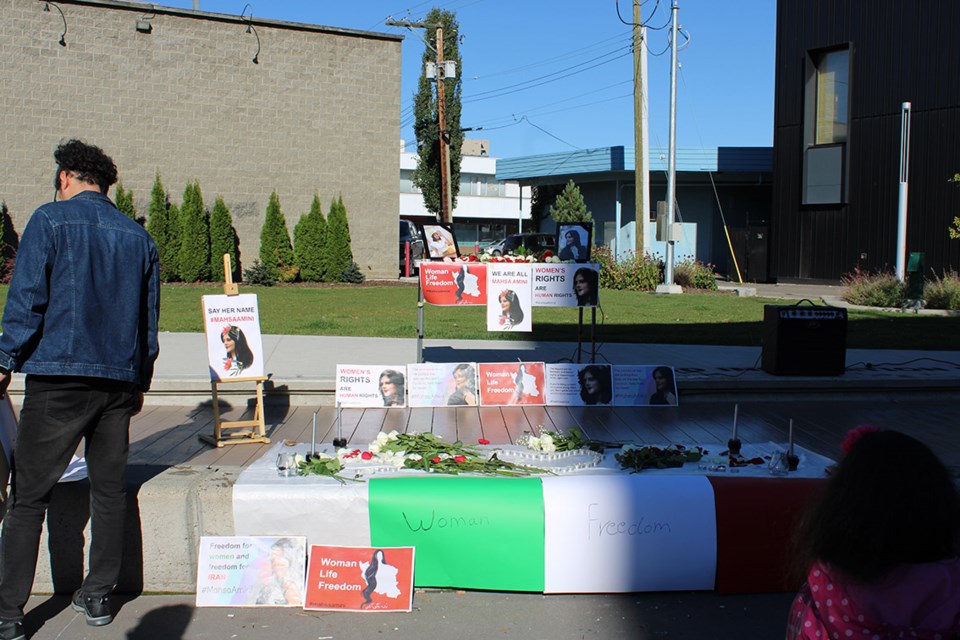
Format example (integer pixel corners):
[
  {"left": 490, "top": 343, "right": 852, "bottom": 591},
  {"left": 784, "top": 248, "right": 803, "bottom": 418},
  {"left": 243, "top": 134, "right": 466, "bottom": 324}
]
[
  {"left": 454, "top": 455, "right": 466, "bottom": 463},
  {"left": 361, "top": 451, "right": 373, "bottom": 460},
  {"left": 431, "top": 456, "right": 442, "bottom": 464},
  {"left": 478, "top": 438, "right": 490, "bottom": 445}
]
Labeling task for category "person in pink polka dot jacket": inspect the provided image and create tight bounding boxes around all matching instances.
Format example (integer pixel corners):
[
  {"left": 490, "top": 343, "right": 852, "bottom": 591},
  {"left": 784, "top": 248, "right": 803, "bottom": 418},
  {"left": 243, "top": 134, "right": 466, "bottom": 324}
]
[{"left": 787, "top": 428, "right": 960, "bottom": 640}]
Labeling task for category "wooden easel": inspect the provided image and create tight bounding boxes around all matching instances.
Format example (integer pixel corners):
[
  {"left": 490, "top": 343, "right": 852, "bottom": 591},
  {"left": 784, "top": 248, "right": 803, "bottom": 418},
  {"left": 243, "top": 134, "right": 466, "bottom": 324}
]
[{"left": 199, "top": 255, "right": 270, "bottom": 448}]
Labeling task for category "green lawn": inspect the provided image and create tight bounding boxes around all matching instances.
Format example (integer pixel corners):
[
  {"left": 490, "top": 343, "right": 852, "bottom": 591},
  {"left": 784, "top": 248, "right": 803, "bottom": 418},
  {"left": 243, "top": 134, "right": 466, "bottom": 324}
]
[{"left": 0, "top": 283, "right": 957, "bottom": 350}]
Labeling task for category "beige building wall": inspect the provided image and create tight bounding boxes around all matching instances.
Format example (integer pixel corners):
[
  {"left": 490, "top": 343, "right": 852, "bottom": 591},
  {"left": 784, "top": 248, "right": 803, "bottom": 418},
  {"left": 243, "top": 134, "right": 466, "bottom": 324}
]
[{"left": 0, "top": 0, "right": 401, "bottom": 278}]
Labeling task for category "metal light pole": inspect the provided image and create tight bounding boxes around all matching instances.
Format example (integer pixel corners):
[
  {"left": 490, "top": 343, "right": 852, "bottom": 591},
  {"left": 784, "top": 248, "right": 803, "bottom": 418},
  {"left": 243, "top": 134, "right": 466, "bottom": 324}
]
[
  {"left": 895, "top": 101, "right": 911, "bottom": 281},
  {"left": 656, "top": 0, "right": 682, "bottom": 294}
]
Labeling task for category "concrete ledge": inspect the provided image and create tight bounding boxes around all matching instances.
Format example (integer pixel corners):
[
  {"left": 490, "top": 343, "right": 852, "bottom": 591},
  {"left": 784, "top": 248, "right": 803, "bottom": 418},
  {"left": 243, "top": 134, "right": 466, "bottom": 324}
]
[{"left": 34, "top": 466, "right": 239, "bottom": 594}]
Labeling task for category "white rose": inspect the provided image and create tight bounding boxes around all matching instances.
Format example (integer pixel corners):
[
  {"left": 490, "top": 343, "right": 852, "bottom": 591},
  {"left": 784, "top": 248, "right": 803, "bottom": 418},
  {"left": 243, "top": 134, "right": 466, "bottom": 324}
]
[
  {"left": 527, "top": 436, "right": 541, "bottom": 451},
  {"left": 375, "top": 432, "right": 390, "bottom": 446},
  {"left": 368, "top": 441, "right": 382, "bottom": 455},
  {"left": 541, "top": 439, "right": 557, "bottom": 454},
  {"left": 406, "top": 453, "right": 423, "bottom": 461},
  {"left": 387, "top": 430, "right": 400, "bottom": 440}
]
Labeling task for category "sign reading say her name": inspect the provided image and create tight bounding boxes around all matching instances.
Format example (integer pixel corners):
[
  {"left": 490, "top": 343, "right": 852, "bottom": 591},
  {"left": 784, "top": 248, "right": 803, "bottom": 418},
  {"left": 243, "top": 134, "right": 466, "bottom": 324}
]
[
  {"left": 202, "top": 294, "right": 265, "bottom": 381},
  {"left": 304, "top": 545, "right": 414, "bottom": 612}
]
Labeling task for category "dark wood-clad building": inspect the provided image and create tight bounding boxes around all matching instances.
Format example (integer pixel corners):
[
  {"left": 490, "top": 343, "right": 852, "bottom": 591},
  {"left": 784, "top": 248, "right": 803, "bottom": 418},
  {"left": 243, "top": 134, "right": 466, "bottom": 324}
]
[{"left": 772, "top": 0, "right": 960, "bottom": 281}]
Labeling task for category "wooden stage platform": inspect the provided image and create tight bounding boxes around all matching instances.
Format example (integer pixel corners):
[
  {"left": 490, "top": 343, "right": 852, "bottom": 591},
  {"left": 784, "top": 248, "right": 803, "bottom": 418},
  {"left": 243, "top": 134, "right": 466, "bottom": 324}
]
[{"left": 119, "top": 395, "right": 959, "bottom": 474}]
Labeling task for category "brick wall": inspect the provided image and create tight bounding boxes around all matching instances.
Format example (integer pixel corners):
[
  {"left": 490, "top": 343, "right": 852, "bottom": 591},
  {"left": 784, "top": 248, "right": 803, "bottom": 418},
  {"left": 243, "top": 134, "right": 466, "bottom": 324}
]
[{"left": 0, "top": 0, "right": 401, "bottom": 278}]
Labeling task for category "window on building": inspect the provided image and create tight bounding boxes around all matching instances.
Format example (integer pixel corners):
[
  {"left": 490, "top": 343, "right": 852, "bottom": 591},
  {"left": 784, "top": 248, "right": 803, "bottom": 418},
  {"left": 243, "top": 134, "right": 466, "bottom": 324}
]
[
  {"left": 814, "top": 48, "right": 849, "bottom": 145},
  {"left": 802, "top": 45, "right": 851, "bottom": 205}
]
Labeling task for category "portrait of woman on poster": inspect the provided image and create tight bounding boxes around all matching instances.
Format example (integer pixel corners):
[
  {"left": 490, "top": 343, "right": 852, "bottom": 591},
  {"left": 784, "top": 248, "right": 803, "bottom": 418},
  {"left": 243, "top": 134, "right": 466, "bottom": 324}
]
[
  {"left": 578, "top": 364, "right": 612, "bottom": 405},
  {"left": 360, "top": 549, "right": 401, "bottom": 609},
  {"left": 221, "top": 325, "right": 254, "bottom": 376},
  {"left": 498, "top": 289, "right": 524, "bottom": 330},
  {"left": 427, "top": 228, "right": 456, "bottom": 259},
  {"left": 558, "top": 227, "right": 589, "bottom": 262},
  {"left": 379, "top": 370, "right": 405, "bottom": 407},
  {"left": 255, "top": 539, "right": 303, "bottom": 606},
  {"left": 508, "top": 364, "right": 540, "bottom": 405},
  {"left": 648, "top": 366, "right": 678, "bottom": 405},
  {"left": 447, "top": 364, "right": 477, "bottom": 406},
  {"left": 573, "top": 267, "right": 599, "bottom": 307}
]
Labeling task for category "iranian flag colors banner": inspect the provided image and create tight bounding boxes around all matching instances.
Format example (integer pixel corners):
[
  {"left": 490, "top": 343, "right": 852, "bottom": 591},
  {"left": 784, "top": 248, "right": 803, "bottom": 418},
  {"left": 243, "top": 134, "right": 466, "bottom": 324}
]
[{"left": 367, "top": 476, "right": 545, "bottom": 592}]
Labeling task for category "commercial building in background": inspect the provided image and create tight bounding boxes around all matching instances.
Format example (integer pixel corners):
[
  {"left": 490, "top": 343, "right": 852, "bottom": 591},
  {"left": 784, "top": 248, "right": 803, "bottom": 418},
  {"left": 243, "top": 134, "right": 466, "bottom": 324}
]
[
  {"left": 497, "top": 146, "right": 773, "bottom": 282},
  {"left": 1, "top": 0, "right": 401, "bottom": 278},
  {"left": 400, "top": 140, "right": 532, "bottom": 254},
  {"left": 771, "top": 0, "right": 960, "bottom": 281}
]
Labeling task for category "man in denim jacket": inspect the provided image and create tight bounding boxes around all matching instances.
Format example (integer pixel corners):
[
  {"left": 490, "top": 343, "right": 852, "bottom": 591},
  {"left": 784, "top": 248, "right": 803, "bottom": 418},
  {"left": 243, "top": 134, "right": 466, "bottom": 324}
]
[{"left": 0, "top": 140, "right": 160, "bottom": 639}]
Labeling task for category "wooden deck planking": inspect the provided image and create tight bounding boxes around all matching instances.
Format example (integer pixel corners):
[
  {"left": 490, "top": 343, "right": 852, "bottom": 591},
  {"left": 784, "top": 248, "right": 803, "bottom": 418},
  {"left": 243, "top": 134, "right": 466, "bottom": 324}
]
[
  {"left": 352, "top": 409, "right": 390, "bottom": 443},
  {"left": 381, "top": 407, "right": 412, "bottom": 433},
  {"left": 500, "top": 407, "right": 536, "bottom": 443},
  {"left": 110, "top": 398, "right": 960, "bottom": 477},
  {"left": 455, "top": 407, "right": 483, "bottom": 444},
  {"left": 406, "top": 408, "right": 435, "bottom": 434},
  {"left": 128, "top": 410, "right": 214, "bottom": 466},
  {"left": 476, "top": 407, "right": 510, "bottom": 443},
  {"left": 430, "top": 408, "right": 459, "bottom": 442}
]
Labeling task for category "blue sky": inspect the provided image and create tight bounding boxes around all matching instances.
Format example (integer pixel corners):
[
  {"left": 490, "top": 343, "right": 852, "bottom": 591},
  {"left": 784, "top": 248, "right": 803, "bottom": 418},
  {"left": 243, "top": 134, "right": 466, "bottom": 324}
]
[{"left": 153, "top": 0, "right": 776, "bottom": 159}]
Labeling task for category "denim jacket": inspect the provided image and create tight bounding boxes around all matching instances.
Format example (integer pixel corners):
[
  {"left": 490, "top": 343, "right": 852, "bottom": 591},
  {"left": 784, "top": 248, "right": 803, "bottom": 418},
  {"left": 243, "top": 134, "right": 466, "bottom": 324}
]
[{"left": 0, "top": 190, "right": 160, "bottom": 391}]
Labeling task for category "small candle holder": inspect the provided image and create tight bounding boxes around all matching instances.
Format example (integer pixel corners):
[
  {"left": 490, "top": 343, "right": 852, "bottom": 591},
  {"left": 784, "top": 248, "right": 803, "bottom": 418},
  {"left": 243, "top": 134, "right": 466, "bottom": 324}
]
[
  {"left": 276, "top": 452, "right": 297, "bottom": 478},
  {"left": 727, "top": 438, "right": 742, "bottom": 457},
  {"left": 728, "top": 404, "right": 741, "bottom": 456}
]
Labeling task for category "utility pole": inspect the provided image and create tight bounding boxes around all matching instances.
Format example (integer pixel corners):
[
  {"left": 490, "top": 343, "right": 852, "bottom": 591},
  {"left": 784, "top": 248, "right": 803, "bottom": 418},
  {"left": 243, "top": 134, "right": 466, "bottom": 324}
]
[
  {"left": 435, "top": 28, "right": 452, "bottom": 223},
  {"left": 386, "top": 18, "right": 454, "bottom": 223},
  {"left": 633, "top": 0, "right": 650, "bottom": 257}
]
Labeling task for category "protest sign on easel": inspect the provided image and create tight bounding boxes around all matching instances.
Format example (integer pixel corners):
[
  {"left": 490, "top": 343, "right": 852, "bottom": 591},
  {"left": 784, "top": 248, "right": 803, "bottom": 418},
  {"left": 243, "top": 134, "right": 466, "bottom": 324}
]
[{"left": 199, "top": 255, "right": 269, "bottom": 447}]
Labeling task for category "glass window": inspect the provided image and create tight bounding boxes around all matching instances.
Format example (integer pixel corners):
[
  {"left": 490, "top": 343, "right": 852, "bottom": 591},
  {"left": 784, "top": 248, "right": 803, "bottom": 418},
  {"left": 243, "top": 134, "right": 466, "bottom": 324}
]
[{"left": 815, "top": 49, "right": 849, "bottom": 144}]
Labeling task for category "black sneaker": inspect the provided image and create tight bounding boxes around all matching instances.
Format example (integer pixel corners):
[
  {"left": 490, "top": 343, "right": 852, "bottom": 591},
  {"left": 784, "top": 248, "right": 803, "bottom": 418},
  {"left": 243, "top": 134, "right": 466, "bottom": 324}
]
[
  {"left": 0, "top": 620, "right": 24, "bottom": 640},
  {"left": 71, "top": 590, "right": 112, "bottom": 626}
]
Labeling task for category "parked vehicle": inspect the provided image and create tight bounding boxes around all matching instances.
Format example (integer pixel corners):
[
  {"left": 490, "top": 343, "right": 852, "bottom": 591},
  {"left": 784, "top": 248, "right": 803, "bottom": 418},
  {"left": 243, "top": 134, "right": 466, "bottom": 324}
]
[
  {"left": 482, "top": 232, "right": 557, "bottom": 257},
  {"left": 399, "top": 220, "right": 425, "bottom": 276}
]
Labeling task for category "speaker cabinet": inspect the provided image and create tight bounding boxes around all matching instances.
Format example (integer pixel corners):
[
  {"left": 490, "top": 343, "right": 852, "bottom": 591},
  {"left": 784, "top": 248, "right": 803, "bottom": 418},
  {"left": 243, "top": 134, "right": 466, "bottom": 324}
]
[{"left": 761, "top": 305, "right": 847, "bottom": 376}]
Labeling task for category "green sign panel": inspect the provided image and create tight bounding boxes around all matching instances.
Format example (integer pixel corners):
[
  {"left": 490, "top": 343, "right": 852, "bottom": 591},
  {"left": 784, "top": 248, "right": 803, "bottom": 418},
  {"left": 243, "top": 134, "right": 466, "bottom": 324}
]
[{"left": 369, "top": 476, "right": 545, "bottom": 591}]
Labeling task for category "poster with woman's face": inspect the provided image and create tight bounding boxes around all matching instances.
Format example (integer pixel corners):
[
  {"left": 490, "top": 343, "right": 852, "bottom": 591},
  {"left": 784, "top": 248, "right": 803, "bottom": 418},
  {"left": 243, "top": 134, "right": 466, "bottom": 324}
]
[
  {"left": 545, "top": 363, "right": 613, "bottom": 406},
  {"left": 202, "top": 294, "right": 265, "bottom": 381},
  {"left": 486, "top": 264, "right": 533, "bottom": 332},
  {"left": 420, "top": 223, "right": 459, "bottom": 260},
  {"left": 612, "top": 365, "right": 679, "bottom": 406},
  {"left": 531, "top": 263, "right": 599, "bottom": 308},
  {"left": 336, "top": 365, "right": 407, "bottom": 408},
  {"left": 407, "top": 362, "right": 479, "bottom": 407},
  {"left": 556, "top": 223, "right": 592, "bottom": 263}
]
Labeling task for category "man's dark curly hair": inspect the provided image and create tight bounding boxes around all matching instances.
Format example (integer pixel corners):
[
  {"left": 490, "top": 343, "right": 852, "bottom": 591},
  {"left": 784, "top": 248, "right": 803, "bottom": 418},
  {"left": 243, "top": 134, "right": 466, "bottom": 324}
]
[{"left": 53, "top": 139, "right": 118, "bottom": 194}]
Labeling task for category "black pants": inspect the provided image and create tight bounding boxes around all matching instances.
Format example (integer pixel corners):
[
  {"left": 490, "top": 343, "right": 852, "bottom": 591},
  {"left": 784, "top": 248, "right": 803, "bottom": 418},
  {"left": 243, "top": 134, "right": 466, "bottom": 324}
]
[{"left": 0, "top": 375, "right": 136, "bottom": 621}]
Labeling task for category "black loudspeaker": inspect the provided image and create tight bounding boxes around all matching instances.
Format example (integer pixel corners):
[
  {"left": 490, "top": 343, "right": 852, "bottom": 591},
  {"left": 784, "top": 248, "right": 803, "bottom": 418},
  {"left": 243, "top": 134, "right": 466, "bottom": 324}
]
[{"left": 761, "top": 304, "right": 847, "bottom": 376}]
